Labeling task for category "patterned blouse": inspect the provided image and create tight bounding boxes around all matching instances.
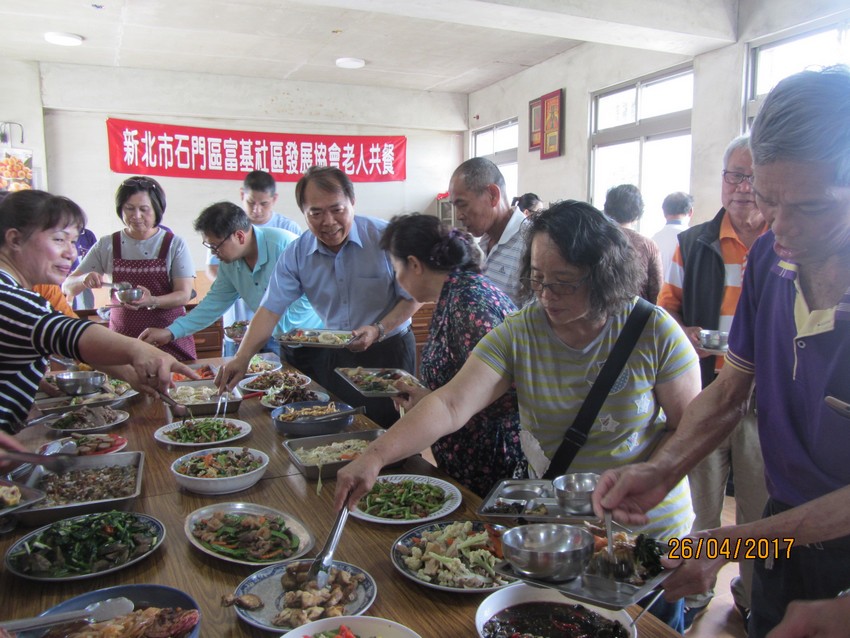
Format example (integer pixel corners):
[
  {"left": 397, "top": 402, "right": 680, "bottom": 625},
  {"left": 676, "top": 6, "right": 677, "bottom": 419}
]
[{"left": 421, "top": 269, "right": 527, "bottom": 496}]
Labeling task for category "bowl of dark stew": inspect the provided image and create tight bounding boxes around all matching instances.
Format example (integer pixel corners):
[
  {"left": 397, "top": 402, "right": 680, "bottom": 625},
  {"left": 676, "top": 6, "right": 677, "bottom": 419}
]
[{"left": 475, "top": 583, "right": 635, "bottom": 638}]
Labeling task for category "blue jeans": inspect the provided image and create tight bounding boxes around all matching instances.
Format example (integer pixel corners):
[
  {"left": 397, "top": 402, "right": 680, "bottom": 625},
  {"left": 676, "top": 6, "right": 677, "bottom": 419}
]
[{"left": 639, "top": 591, "right": 684, "bottom": 633}]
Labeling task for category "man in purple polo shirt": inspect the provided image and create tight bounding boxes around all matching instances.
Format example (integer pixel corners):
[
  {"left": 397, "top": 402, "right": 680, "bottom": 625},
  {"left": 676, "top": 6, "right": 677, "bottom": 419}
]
[{"left": 593, "top": 65, "right": 850, "bottom": 638}]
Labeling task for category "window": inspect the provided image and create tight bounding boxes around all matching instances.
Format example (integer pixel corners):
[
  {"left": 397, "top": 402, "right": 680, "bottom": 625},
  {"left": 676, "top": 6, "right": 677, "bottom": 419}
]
[
  {"left": 473, "top": 118, "right": 519, "bottom": 202},
  {"left": 748, "top": 24, "right": 850, "bottom": 121},
  {"left": 590, "top": 67, "right": 693, "bottom": 238}
]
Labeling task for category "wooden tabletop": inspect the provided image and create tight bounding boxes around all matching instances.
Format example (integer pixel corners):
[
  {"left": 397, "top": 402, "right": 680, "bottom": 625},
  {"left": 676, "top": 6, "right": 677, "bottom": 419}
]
[{"left": 1, "top": 358, "right": 680, "bottom": 638}]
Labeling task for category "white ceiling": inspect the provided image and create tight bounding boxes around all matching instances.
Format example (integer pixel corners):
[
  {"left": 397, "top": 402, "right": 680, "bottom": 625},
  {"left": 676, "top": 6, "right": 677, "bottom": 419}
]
[{"left": 0, "top": 0, "right": 738, "bottom": 94}]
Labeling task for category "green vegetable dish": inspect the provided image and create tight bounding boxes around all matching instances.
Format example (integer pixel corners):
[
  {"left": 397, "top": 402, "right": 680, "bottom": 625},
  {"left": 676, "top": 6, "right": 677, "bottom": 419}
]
[
  {"left": 191, "top": 511, "right": 300, "bottom": 562},
  {"left": 164, "top": 418, "right": 241, "bottom": 443},
  {"left": 175, "top": 448, "right": 263, "bottom": 478},
  {"left": 359, "top": 480, "right": 447, "bottom": 520},
  {"left": 7, "top": 510, "right": 161, "bottom": 578}
]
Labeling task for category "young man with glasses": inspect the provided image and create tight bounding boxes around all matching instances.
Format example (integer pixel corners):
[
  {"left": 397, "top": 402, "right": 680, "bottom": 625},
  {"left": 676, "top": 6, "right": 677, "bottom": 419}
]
[
  {"left": 216, "top": 166, "right": 420, "bottom": 428},
  {"left": 140, "top": 202, "right": 319, "bottom": 363},
  {"left": 206, "top": 170, "right": 303, "bottom": 356},
  {"left": 657, "top": 134, "right": 768, "bottom": 631}
]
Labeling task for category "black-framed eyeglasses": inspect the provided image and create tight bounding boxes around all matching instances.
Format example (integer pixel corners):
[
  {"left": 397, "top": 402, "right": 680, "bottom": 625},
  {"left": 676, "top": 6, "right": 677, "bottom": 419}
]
[
  {"left": 122, "top": 176, "right": 158, "bottom": 190},
  {"left": 722, "top": 170, "right": 755, "bottom": 185},
  {"left": 523, "top": 274, "right": 589, "bottom": 297},
  {"left": 202, "top": 234, "right": 233, "bottom": 253}
]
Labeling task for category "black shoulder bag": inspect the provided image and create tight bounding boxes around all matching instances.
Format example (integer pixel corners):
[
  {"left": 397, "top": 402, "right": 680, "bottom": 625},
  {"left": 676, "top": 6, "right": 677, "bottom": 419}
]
[{"left": 542, "top": 298, "right": 654, "bottom": 480}]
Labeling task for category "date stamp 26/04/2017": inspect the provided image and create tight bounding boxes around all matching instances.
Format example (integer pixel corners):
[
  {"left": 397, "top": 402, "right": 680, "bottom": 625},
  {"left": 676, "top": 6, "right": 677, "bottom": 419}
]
[{"left": 668, "top": 537, "right": 795, "bottom": 561}]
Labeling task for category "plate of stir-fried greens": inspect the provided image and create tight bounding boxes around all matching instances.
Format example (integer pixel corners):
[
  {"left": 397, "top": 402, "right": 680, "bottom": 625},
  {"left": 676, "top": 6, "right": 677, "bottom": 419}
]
[{"left": 5, "top": 510, "right": 164, "bottom": 581}]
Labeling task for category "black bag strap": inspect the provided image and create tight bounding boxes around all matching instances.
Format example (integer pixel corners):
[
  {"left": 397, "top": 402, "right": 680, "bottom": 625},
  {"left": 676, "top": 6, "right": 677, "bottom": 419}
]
[{"left": 542, "top": 298, "right": 654, "bottom": 480}]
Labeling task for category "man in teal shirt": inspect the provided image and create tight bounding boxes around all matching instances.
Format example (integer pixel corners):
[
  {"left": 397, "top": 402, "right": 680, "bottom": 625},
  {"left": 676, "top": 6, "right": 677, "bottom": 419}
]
[{"left": 139, "top": 202, "right": 320, "bottom": 363}]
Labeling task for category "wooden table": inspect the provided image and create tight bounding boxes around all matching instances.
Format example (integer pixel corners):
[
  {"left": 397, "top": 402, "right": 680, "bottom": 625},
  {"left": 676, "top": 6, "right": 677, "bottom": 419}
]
[{"left": 1, "top": 359, "right": 680, "bottom": 638}]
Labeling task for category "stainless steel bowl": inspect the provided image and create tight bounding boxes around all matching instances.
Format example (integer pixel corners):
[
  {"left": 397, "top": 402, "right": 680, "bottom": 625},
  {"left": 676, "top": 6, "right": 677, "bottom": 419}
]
[
  {"left": 699, "top": 329, "right": 729, "bottom": 350},
  {"left": 55, "top": 371, "right": 107, "bottom": 395},
  {"left": 552, "top": 472, "right": 599, "bottom": 514},
  {"left": 502, "top": 523, "right": 594, "bottom": 581},
  {"left": 116, "top": 287, "right": 144, "bottom": 303}
]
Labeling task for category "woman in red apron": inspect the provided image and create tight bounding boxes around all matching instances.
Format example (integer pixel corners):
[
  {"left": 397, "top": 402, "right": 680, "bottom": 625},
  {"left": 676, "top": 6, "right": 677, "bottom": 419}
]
[{"left": 64, "top": 176, "right": 196, "bottom": 360}]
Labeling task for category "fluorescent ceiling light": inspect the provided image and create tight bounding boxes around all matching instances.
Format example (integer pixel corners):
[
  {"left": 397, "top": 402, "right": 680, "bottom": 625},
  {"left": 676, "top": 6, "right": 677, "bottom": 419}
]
[
  {"left": 335, "top": 57, "right": 365, "bottom": 69},
  {"left": 44, "top": 32, "right": 84, "bottom": 46}
]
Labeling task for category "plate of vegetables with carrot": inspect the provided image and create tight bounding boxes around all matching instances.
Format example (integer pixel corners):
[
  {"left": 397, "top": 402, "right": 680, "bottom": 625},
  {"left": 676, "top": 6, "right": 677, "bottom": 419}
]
[{"left": 184, "top": 502, "right": 314, "bottom": 566}]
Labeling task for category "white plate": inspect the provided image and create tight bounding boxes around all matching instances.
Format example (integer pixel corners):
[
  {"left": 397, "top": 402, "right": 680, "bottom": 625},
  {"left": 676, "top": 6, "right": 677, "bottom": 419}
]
[
  {"left": 279, "top": 616, "right": 422, "bottom": 638},
  {"left": 351, "top": 474, "right": 462, "bottom": 525},
  {"left": 4, "top": 511, "right": 165, "bottom": 581},
  {"left": 259, "top": 390, "right": 329, "bottom": 410},
  {"left": 38, "top": 434, "right": 128, "bottom": 456},
  {"left": 232, "top": 559, "right": 376, "bottom": 632},
  {"left": 238, "top": 371, "right": 311, "bottom": 393},
  {"left": 390, "top": 521, "right": 514, "bottom": 593},
  {"left": 154, "top": 418, "right": 252, "bottom": 447},
  {"left": 184, "top": 502, "right": 314, "bottom": 566},
  {"left": 475, "top": 583, "right": 636, "bottom": 637},
  {"left": 245, "top": 353, "right": 283, "bottom": 377},
  {"left": 43, "top": 409, "right": 130, "bottom": 434}
]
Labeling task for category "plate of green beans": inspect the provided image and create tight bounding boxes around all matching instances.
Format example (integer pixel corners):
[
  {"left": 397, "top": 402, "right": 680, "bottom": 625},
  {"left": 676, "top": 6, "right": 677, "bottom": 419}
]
[
  {"left": 351, "top": 474, "right": 462, "bottom": 525},
  {"left": 154, "top": 417, "right": 252, "bottom": 447}
]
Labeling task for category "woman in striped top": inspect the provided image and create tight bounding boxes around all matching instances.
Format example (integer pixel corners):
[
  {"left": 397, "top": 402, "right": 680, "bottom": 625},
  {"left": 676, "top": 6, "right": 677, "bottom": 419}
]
[
  {"left": 337, "top": 200, "right": 701, "bottom": 630},
  {"left": 0, "top": 190, "right": 195, "bottom": 437}
]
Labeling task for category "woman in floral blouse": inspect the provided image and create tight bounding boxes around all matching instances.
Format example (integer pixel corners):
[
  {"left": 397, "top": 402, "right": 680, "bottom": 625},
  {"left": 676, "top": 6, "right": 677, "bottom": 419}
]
[{"left": 380, "top": 213, "right": 526, "bottom": 496}]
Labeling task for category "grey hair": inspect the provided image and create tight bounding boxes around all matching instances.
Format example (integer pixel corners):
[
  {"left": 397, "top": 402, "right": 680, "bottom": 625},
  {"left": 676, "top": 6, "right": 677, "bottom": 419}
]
[
  {"left": 750, "top": 65, "right": 850, "bottom": 186},
  {"left": 451, "top": 158, "right": 508, "bottom": 204},
  {"left": 722, "top": 135, "right": 751, "bottom": 169}
]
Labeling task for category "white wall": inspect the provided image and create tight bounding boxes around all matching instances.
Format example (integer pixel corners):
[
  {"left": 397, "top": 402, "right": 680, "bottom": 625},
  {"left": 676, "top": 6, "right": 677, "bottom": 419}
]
[
  {"left": 0, "top": 60, "right": 49, "bottom": 190},
  {"left": 34, "top": 64, "right": 467, "bottom": 268}
]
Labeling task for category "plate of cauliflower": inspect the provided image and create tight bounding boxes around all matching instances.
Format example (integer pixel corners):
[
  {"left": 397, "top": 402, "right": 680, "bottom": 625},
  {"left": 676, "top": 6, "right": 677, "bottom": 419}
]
[{"left": 390, "top": 520, "right": 515, "bottom": 593}]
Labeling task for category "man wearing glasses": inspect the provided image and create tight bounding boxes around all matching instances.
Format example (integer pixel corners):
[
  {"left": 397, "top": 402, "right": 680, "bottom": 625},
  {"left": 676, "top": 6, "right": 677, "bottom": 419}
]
[
  {"left": 207, "top": 170, "right": 303, "bottom": 357},
  {"left": 139, "top": 202, "right": 319, "bottom": 364},
  {"left": 216, "top": 166, "right": 420, "bottom": 427},
  {"left": 657, "top": 134, "right": 768, "bottom": 630}
]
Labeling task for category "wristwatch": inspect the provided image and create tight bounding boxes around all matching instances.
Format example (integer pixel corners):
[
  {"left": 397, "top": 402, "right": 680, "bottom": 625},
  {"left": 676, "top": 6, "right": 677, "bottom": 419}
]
[{"left": 372, "top": 321, "right": 386, "bottom": 342}]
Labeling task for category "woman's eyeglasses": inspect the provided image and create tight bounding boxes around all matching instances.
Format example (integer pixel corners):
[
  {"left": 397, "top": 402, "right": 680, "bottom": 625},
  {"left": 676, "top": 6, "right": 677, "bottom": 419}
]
[{"left": 523, "top": 275, "right": 589, "bottom": 297}]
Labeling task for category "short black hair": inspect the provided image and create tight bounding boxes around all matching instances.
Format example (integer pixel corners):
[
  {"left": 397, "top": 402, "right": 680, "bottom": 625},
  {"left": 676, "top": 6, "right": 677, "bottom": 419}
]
[
  {"left": 193, "top": 201, "right": 251, "bottom": 238},
  {"left": 243, "top": 170, "right": 276, "bottom": 195},
  {"left": 603, "top": 184, "right": 644, "bottom": 225},
  {"left": 0, "top": 190, "right": 87, "bottom": 248},
  {"left": 381, "top": 213, "right": 480, "bottom": 273},
  {"left": 295, "top": 166, "right": 355, "bottom": 211},
  {"left": 115, "top": 176, "right": 166, "bottom": 225}
]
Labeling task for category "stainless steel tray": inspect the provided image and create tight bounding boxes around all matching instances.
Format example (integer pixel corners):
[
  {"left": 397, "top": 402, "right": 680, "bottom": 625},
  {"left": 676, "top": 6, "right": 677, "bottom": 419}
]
[
  {"left": 14, "top": 451, "right": 144, "bottom": 527},
  {"left": 478, "top": 479, "right": 594, "bottom": 522},
  {"left": 494, "top": 561, "right": 671, "bottom": 611},
  {"left": 33, "top": 390, "right": 139, "bottom": 416},
  {"left": 283, "top": 429, "right": 385, "bottom": 480},
  {"left": 334, "top": 367, "right": 422, "bottom": 397},
  {"left": 278, "top": 329, "right": 355, "bottom": 348},
  {"left": 168, "top": 380, "right": 242, "bottom": 415}
]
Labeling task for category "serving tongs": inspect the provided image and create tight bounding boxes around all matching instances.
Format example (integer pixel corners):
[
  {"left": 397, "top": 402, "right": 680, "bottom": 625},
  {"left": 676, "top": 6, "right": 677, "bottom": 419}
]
[
  {"left": 291, "top": 405, "right": 366, "bottom": 423},
  {"left": 158, "top": 390, "right": 190, "bottom": 418},
  {"left": 306, "top": 490, "right": 351, "bottom": 589},
  {"left": 1, "top": 450, "right": 75, "bottom": 474},
  {"left": 0, "top": 596, "right": 135, "bottom": 633}
]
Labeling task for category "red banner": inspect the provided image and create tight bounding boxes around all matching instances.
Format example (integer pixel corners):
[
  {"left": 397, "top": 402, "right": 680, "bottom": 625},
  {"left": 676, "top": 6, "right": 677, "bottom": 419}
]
[{"left": 106, "top": 118, "right": 406, "bottom": 182}]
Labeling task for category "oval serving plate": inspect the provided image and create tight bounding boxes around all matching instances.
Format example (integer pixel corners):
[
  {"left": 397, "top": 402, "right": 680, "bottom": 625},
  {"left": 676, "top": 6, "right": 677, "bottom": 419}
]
[
  {"left": 238, "top": 371, "right": 311, "bottom": 393},
  {"left": 351, "top": 474, "right": 462, "bottom": 525},
  {"left": 43, "top": 409, "right": 130, "bottom": 435},
  {"left": 153, "top": 418, "right": 252, "bottom": 447},
  {"left": 4, "top": 511, "right": 165, "bottom": 581},
  {"left": 280, "top": 616, "right": 422, "bottom": 638},
  {"left": 232, "top": 559, "right": 376, "bottom": 633},
  {"left": 34, "top": 391, "right": 138, "bottom": 416},
  {"left": 15, "top": 584, "right": 201, "bottom": 638},
  {"left": 391, "top": 520, "right": 514, "bottom": 593},
  {"left": 38, "top": 434, "right": 128, "bottom": 456},
  {"left": 245, "top": 353, "right": 283, "bottom": 377},
  {"left": 259, "top": 390, "right": 329, "bottom": 410},
  {"left": 184, "top": 502, "right": 314, "bottom": 566}
]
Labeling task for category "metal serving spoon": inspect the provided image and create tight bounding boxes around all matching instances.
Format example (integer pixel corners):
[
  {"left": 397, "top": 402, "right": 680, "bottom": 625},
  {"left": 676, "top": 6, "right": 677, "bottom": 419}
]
[{"left": 0, "top": 597, "right": 134, "bottom": 633}]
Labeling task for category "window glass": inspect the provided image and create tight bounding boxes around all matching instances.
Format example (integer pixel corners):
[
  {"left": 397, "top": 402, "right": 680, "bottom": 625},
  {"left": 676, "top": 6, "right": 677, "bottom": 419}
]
[
  {"left": 500, "top": 162, "right": 518, "bottom": 203},
  {"left": 640, "top": 134, "right": 692, "bottom": 237},
  {"left": 474, "top": 129, "right": 494, "bottom": 157},
  {"left": 592, "top": 141, "right": 640, "bottom": 208},
  {"left": 495, "top": 121, "right": 519, "bottom": 152},
  {"left": 596, "top": 87, "right": 636, "bottom": 131},
  {"left": 754, "top": 27, "right": 850, "bottom": 97},
  {"left": 641, "top": 73, "right": 694, "bottom": 119}
]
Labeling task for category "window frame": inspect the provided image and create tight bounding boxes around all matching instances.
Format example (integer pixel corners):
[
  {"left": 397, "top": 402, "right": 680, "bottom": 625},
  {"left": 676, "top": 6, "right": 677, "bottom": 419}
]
[{"left": 472, "top": 117, "right": 519, "bottom": 166}]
